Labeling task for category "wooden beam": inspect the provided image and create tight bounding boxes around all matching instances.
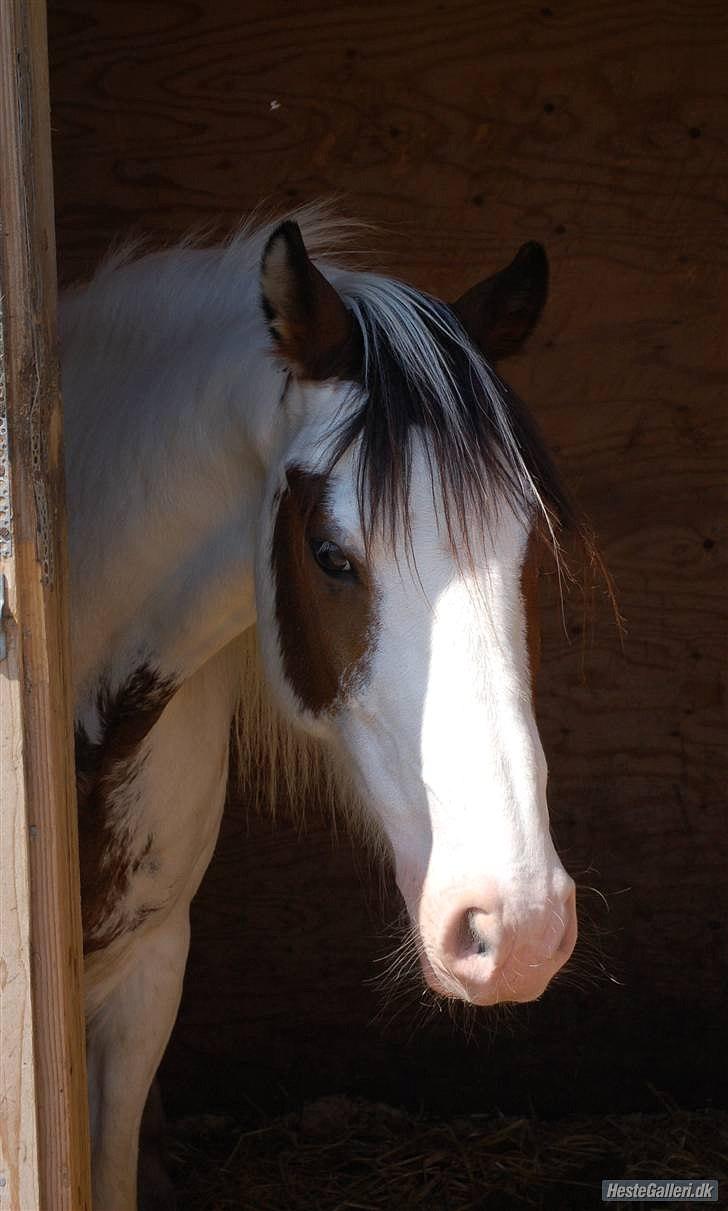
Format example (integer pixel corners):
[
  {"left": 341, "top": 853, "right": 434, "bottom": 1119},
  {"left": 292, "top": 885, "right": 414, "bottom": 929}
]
[{"left": 0, "top": 2, "right": 91, "bottom": 1208}]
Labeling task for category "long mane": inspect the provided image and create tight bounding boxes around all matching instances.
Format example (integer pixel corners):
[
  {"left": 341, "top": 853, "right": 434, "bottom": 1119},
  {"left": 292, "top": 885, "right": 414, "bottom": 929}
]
[{"left": 327, "top": 268, "right": 575, "bottom": 561}]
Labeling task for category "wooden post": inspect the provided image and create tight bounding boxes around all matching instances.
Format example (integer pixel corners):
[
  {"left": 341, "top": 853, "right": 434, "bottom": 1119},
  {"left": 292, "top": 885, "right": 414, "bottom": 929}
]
[{"left": 0, "top": 2, "right": 91, "bottom": 1208}]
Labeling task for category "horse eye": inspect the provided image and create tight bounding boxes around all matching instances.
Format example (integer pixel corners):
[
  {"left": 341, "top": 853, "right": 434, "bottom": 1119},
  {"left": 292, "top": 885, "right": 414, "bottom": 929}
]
[{"left": 310, "top": 539, "right": 353, "bottom": 578}]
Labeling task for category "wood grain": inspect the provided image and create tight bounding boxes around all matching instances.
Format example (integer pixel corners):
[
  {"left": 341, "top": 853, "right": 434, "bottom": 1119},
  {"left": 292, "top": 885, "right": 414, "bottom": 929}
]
[
  {"left": 0, "top": 2, "right": 91, "bottom": 1206},
  {"left": 47, "top": 0, "right": 728, "bottom": 1114}
]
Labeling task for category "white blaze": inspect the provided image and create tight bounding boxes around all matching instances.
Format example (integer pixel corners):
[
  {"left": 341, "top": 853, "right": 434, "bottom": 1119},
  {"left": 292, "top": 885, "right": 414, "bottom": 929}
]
[{"left": 323, "top": 446, "right": 573, "bottom": 1001}]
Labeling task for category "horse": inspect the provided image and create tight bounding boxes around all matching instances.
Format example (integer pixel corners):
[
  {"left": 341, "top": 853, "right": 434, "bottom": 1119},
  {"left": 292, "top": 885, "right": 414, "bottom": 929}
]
[{"left": 60, "top": 205, "right": 582, "bottom": 1209}]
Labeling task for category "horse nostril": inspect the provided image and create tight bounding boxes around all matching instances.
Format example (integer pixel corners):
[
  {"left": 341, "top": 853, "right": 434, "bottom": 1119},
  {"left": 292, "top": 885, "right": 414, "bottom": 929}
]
[{"left": 466, "top": 908, "right": 493, "bottom": 957}]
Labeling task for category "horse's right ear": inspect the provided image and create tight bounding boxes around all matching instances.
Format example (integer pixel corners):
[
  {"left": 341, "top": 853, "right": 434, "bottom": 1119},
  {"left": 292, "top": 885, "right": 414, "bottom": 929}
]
[
  {"left": 260, "top": 221, "right": 355, "bottom": 380},
  {"left": 452, "top": 242, "right": 549, "bottom": 362}
]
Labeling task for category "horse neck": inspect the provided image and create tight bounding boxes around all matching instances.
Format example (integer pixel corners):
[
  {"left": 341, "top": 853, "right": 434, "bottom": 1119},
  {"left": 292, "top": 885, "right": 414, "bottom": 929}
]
[{"left": 61, "top": 246, "right": 281, "bottom": 721}]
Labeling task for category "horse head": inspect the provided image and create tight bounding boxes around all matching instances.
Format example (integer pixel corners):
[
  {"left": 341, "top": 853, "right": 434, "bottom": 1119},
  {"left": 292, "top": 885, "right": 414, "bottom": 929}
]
[{"left": 254, "top": 221, "right": 576, "bottom": 1006}]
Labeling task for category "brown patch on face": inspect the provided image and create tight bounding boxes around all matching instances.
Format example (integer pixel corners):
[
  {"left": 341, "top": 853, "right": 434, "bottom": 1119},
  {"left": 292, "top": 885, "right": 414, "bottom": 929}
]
[
  {"left": 521, "top": 530, "right": 542, "bottom": 701},
  {"left": 75, "top": 664, "right": 177, "bottom": 953},
  {"left": 272, "top": 465, "right": 376, "bottom": 714}
]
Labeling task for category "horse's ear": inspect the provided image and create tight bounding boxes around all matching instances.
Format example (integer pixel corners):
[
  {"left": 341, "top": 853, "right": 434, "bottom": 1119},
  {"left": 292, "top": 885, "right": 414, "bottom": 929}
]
[
  {"left": 260, "top": 220, "right": 354, "bottom": 380},
  {"left": 452, "top": 242, "right": 549, "bottom": 362}
]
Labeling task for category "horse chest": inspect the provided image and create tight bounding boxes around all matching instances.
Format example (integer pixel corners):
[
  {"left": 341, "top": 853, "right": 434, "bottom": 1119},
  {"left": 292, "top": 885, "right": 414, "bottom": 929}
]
[{"left": 77, "top": 644, "right": 241, "bottom": 963}]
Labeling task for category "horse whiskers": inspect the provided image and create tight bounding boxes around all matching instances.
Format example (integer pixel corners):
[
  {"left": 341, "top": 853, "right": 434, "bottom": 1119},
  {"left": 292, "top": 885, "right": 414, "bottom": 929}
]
[
  {"left": 369, "top": 946, "right": 421, "bottom": 993},
  {"left": 576, "top": 883, "right": 612, "bottom": 912},
  {"left": 552, "top": 904, "right": 622, "bottom": 991},
  {"left": 368, "top": 919, "right": 423, "bottom": 993},
  {"left": 367, "top": 915, "right": 451, "bottom": 1034},
  {"left": 368, "top": 918, "right": 513, "bottom": 1044}
]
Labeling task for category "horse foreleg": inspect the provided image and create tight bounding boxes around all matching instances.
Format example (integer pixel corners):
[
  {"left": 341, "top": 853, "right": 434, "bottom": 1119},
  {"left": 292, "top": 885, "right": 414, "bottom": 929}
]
[
  {"left": 137, "top": 1075, "right": 177, "bottom": 1211},
  {"left": 86, "top": 911, "right": 190, "bottom": 1211}
]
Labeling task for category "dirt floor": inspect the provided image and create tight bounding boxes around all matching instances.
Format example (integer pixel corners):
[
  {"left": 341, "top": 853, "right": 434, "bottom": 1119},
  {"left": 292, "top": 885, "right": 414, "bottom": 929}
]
[{"left": 170, "top": 1096, "right": 727, "bottom": 1210}]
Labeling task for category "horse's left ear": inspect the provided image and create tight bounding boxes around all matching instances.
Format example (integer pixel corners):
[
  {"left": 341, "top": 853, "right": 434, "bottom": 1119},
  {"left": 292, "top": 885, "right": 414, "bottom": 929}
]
[
  {"left": 452, "top": 242, "right": 549, "bottom": 362},
  {"left": 260, "top": 220, "right": 355, "bottom": 380}
]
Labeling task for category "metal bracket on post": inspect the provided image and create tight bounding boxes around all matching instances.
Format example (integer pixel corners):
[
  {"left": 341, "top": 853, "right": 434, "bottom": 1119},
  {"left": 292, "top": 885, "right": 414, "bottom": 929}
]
[
  {"left": 1, "top": 294, "right": 11, "bottom": 667},
  {"left": 0, "top": 572, "right": 7, "bottom": 662}
]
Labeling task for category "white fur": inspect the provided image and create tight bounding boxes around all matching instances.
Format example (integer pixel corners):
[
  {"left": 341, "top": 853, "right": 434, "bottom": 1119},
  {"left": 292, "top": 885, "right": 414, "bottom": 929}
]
[{"left": 62, "top": 207, "right": 574, "bottom": 1209}]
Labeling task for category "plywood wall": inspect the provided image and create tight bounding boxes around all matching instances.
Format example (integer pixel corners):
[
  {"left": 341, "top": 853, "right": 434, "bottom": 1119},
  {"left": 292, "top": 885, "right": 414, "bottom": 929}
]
[{"left": 48, "top": 0, "right": 727, "bottom": 1115}]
